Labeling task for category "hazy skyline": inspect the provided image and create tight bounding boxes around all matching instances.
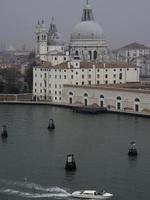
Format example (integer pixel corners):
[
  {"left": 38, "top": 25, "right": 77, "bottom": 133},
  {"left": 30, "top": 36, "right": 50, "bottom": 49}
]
[{"left": 1, "top": 0, "right": 150, "bottom": 50}]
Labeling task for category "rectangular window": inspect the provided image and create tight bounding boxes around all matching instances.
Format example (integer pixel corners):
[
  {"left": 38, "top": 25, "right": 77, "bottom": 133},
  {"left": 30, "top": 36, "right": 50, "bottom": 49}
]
[
  {"left": 71, "top": 75, "right": 74, "bottom": 79},
  {"left": 97, "top": 74, "right": 100, "bottom": 78},
  {"left": 76, "top": 82, "right": 78, "bottom": 85},
  {"left": 82, "top": 75, "right": 84, "bottom": 79},
  {"left": 97, "top": 80, "right": 100, "bottom": 85},
  {"left": 88, "top": 74, "right": 91, "bottom": 78},
  {"left": 119, "top": 73, "right": 122, "bottom": 80},
  {"left": 88, "top": 81, "right": 91, "bottom": 85},
  {"left": 105, "top": 80, "right": 108, "bottom": 84},
  {"left": 64, "top": 75, "right": 66, "bottom": 79},
  {"left": 105, "top": 74, "right": 108, "bottom": 78},
  {"left": 82, "top": 81, "right": 84, "bottom": 85}
]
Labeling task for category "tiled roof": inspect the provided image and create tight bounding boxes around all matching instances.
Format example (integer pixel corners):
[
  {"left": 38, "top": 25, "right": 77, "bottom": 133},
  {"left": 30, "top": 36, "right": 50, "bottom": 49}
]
[
  {"left": 118, "top": 42, "right": 150, "bottom": 50},
  {"left": 35, "top": 60, "right": 136, "bottom": 69}
]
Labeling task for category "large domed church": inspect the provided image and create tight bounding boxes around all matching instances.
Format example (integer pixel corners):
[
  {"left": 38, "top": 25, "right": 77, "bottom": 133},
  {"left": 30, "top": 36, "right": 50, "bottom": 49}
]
[
  {"left": 69, "top": 0, "right": 108, "bottom": 61},
  {"left": 35, "top": 0, "right": 108, "bottom": 63}
]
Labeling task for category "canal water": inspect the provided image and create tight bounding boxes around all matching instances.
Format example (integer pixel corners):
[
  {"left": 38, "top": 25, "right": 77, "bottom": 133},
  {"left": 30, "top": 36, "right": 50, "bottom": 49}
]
[{"left": 0, "top": 104, "right": 149, "bottom": 200}]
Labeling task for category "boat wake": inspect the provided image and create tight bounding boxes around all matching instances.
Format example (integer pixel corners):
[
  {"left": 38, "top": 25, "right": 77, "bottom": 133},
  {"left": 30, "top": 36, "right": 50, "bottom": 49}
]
[{"left": 0, "top": 179, "right": 71, "bottom": 199}]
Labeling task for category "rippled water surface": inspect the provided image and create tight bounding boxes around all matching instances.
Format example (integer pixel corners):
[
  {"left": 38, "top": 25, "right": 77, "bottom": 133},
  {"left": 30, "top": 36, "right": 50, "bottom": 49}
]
[{"left": 0, "top": 104, "right": 150, "bottom": 200}]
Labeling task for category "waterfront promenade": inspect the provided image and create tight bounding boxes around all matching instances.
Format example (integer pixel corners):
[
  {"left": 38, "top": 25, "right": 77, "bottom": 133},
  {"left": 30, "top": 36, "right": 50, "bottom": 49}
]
[{"left": 0, "top": 99, "right": 150, "bottom": 117}]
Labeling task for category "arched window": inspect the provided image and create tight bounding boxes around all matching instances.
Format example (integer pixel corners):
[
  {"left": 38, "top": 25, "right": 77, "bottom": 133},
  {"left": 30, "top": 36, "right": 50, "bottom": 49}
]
[
  {"left": 69, "top": 92, "right": 73, "bottom": 96},
  {"left": 135, "top": 98, "right": 140, "bottom": 102},
  {"left": 75, "top": 51, "right": 79, "bottom": 56},
  {"left": 94, "top": 51, "right": 97, "bottom": 60},
  {"left": 100, "top": 95, "right": 104, "bottom": 98},
  {"left": 84, "top": 93, "right": 88, "bottom": 97},
  {"left": 117, "top": 96, "right": 122, "bottom": 100},
  {"left": 89, "top": 51, "right": 92, "bottom": 60}
]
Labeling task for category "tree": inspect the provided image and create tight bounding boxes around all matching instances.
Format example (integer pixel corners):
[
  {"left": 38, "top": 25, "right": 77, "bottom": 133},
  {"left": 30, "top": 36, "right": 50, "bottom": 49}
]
[
  {"left": 0, "top": 68, "right": 23, "bottom": 94},
  {"left": 24, "top": 66, "right": 33, "bottom": 92}
]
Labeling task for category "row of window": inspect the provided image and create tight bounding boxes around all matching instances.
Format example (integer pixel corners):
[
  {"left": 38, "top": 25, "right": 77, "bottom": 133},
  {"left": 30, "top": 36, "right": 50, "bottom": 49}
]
[
  {"left": 35, "top": 73, "right": 123, "bottom": 80},
  {"left": 34, "top": 89, "right": 62, "bottom": 95},
  {"left": 69, "top": 92, "right": 140, "bottom": 102},
  {"left": 35, "top": 68, "right": 135, "bottom": 73},
  {"left": 34, "top": 83, "right": 62, "bottom": 88}
]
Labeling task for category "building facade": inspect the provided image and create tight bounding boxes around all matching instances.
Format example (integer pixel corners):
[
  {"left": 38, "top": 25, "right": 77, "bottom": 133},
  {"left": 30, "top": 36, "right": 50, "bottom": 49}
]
[
  {"left": 35, "top": 1, "right": 108, "bottom": 64},
  {"left": 33, "top": 60, "right": 139, "bottom": 102},
  {"left": 62, "top": 84, "right": 150, "bottom": 114}
]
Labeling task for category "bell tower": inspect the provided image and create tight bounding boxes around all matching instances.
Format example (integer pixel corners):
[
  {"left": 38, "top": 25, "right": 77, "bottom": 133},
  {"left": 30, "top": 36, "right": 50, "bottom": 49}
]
[{"left": 35, "top": 19, "right": 48, "bottom": 61}]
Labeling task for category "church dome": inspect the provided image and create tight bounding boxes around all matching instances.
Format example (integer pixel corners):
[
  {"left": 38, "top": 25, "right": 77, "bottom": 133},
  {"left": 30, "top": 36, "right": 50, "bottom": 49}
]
[
  {"left": 47, "top": 18, "right": 63, "bottom": 46},
  {"left": 47, "top": 32, "right": 63, "bottom": 46},
  {"left": 71, "top": 21, "right": 104, "bottom": 40},
  {"left": 70, "top": 1, "right": 104, "bottom": 41}
]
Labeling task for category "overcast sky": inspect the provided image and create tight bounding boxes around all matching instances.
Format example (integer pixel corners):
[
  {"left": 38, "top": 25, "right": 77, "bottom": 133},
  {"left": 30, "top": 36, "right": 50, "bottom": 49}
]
[{"left": 1, "top": 0, "right": 150, "bottom": 50}]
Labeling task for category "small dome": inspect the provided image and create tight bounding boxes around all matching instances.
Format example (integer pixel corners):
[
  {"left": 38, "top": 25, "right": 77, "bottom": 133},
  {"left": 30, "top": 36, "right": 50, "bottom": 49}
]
[
  {"left": 71, "top": 21, "right": 104, "bottom": 40},
  {"left": 47, "top": 32, "right": 63, "bottom": 46},
  {"left": 47, "top": 19, "right": 63, "bottom": 46}
]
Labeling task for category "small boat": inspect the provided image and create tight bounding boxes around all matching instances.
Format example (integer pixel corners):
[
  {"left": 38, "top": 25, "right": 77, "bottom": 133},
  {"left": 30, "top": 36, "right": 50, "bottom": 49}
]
[
  {"left": 65, "top": 154, "right": 76, "bottom": 171},
  {"left": 48, "top": 119, "right": 55, "bottom": 130},
  {"left": 1, "top": 125, "right": 8, "bottom": 138},
  {"left": 128, "top": 141, "right": 138, "bottom": 156},
  {"left": 72, "top": 106, "right": 107, "bottom": 114},
  {"left": 72, "top": 190, "right": 113, "bottom": 199}
]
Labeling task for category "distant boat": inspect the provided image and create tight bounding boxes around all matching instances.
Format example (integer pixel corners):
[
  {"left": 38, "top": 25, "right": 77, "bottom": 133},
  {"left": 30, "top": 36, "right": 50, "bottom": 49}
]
[
  {"left": 128, "top": 141, "right": 138, "bottom": 156},
  {"left": 65, "top": 154, "right": 76, "bottom": 171},
  {"left": 72, "top": 190, "right": 113, "bottom": 199},
  {"left": 1, "top": 125, "right": 8, "bottom": 138},
  {"left": 48, "top": 119, "right": 55, "bottom": 130},
  {"left": 72, "top": 106, "right": 107, "bottom": 114}
]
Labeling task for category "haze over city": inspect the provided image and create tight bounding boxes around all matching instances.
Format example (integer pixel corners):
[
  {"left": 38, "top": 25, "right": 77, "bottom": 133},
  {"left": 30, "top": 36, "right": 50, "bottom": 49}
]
[{"left": 1, "top": 0, "right": 150, "bottom": 50}]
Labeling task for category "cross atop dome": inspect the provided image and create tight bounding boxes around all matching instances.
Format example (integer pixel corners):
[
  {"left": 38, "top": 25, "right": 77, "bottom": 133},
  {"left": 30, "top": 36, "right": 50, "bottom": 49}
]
[{"left": 86, "top": 0, "right": 89, "bottom": 5}]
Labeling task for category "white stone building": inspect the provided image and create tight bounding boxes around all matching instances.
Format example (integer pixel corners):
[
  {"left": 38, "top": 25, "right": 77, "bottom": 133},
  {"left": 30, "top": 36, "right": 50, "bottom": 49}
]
[
  {"left": 116, "top": 42, "right": 150, "bottom": 63},
  {"left": 62, "top": 83, "right": 150, "bottom": 114},
  {"left": 33, "top": 60, "right": 139, "bottom": 102},
  {"left": 115, "top": 43, "right": 150, "bottom": 77}
]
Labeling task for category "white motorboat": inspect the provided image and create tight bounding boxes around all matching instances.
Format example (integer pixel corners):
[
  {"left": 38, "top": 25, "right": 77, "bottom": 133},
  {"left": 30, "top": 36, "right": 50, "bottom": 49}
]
[{"left": 72, "top": 190, "right": 113, "bottom": 199}]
